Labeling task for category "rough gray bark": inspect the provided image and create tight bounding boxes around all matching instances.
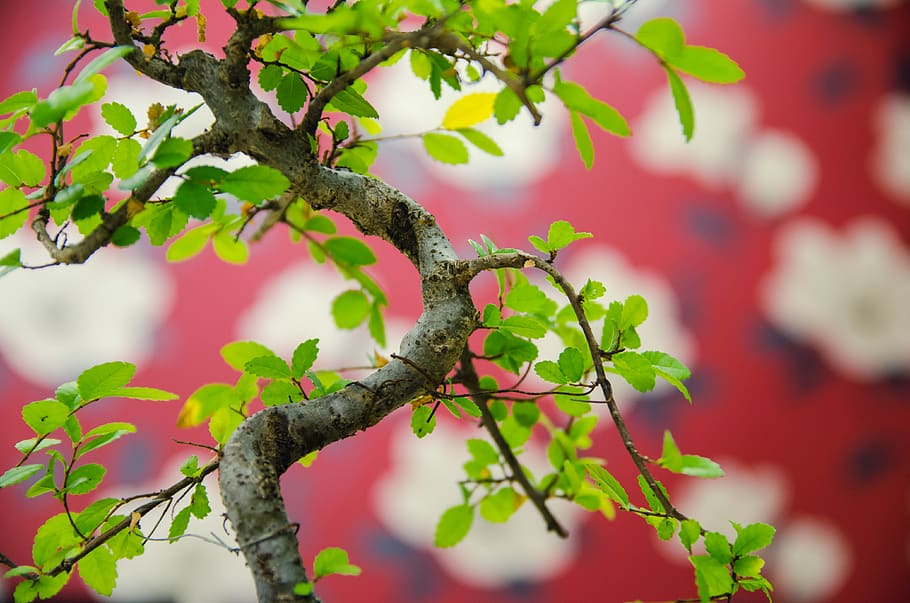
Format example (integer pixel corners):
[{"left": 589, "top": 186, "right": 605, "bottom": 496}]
[{"left": 96, "top": 2, "right": 482, "bottom": 600}]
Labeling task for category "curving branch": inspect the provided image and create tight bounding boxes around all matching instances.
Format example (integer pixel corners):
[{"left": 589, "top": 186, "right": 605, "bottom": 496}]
[{"left": 455, "top": 252, "right": 687, "bottom": 521}]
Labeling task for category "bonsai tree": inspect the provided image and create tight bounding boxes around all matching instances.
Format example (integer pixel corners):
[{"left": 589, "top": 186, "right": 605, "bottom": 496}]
[{"left": 0, "top": 0, "right": 775, "bottom": 601}]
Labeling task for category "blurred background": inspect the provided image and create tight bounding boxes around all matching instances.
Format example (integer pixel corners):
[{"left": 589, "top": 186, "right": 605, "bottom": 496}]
[{"left": 1, "top": 0, "right": 909, "bottom": 602}]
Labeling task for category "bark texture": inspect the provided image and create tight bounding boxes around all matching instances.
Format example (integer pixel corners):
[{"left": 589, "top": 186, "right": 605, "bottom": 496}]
[{"left": 98, "top": 2, "right": 482, "bottom": 600}]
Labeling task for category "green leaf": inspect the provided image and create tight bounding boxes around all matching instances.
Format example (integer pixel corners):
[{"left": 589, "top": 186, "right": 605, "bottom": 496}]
[
  {"left": 244, "top": 355, "right": 291, "bottom": 380},
  {"left": 78, "top": 545, "right": 117, "bottom": 596},
  {"left": 0, "top": 464, "right": 43, "bottom": 488},
  {"left": 642, "top": 350, "right": 692, "bottom": 401},
  {"left": 504, "top": 283, "right": 557, "bottom": 315},
  {"left": 152, "top": 136, "right": 193, "bottom": 168},
  {"left": 482, "top": 303, "right": 501, "bottom": 327},
  {"left": 705, "top": 531, "right": 732, "bottom": 564},
  {"left": 324, "top": 236, "right": 376, "bottom": 266},
  {"left": 166, "top": 225, "right": 212, "bottom": 262},
  {"left": 680, "top": 519, "right": 702, "bottom": 552},
  {"left": 733, "top": 555, "right": 765, "bottom": 578},
  {"left": 691, "top": 554, "right": 734, "bottom": 602},
  {"left": 422, "top": 132, "right": 469, "bottom": 164},
  {"left": 479, "top": 487, "right": 519, "bottom": 523},
  {"left": 558, "top": 347, "right": 585, "bottom": 382},
  {"left": 33, "top": 513, "right": 80, "bottom": 568},
  {"left": 78, "top": 361, "right": 136, "bottom": 400},
  {"left": 112, "top": 138, "right": 141, "bottom": 179},
  {"left": 30, "top": 79, "right": 96, "bottom": 127},
  {"left": 291, "top": 339, "right": 319, "bottom": 379},
  {"left": 0, "top": 149, "right": 46, "bottom": 187},
  {"left": 512, "top": 402, "right": 540, "bottom": 427},
  {"left": 108, "top": 387, "right": 180, "bottom": 402},
  {"left": 679, "top": 455, "right": 724, "bottom": 478},
  {"left": 670, "top": 46, "right": 745, "bottom": 84},
  {"left": 212, "top": 230, "right": 248, "bottom": 264},
  {"left": 456, "top": 128, "right": 503, "bottom": 156},
  {"left": 313, "top": 547, "right": 362, "bottom": 579},
  {"left": 547, "top": 220, "right": 592, "bottom": 251},
  {"left": 101, "top": 102, "right": 136, "bottom": 135},
  {"left": 111, "top": 224, "right": 141, "bottom": 247},
  {"left": 219, "top": 165, "right": 289, "bottom": 203},
  {"left": 553, "top": 81, "right": 630, "bottom": 136},
  {"left": 554, "top": 392, "right": 590, "bottom": 417},
  {"left": 75, "top": 498, "right": 120, "bottom": 534},
  {"left": 568, "top": 110, "right": 594, "bottom": 169},
  {"left": 173, "top": 180, "right": 217, "bottom": 219},
  {"left": 169, "top": 506, "right": 192, "bottom": 540},
  {"left": 611, "top": 351, "right": 657, "bottom": 392},
  {"left": 454, "top": 396, "right": 482, "bottom": 418},
  {"left": 22, "top": 400, "right": 70, "bottom": 435},
  {"left": 0, "top": 188, "right": 29, "bottom": 239},
  {"left": 190, "top": 484, "right": 211, "bottom": 519},
  {"left": 0, "top": 90, "right": 38, "bottom": 115},
  {"left": 585, "top": 463, "right": 629, "bottom": 508},
  {"left": 434, "top": 504, "right": 474, "bottom": 548},
  {"left": 620, "top": 294, "right": 648, "bottom": 329},
  {"left": 184, "top": 165, "right": 229, "bottom": 186},
  {"left": 73, "top": 46, "right": 132, "bottom": 84},
  {"left": 65, "top": 463, "right": 106, "bottom": 495},
  {"left": 483, "top": 330, "right": 538, "bottom": 374},
  {"left": 303, "top": 214, "right": 336, "bottom": 234},
  {"left": 665, "top": 66, "right": 694, "bottom": 142},
  {"left": 293, "top": 583, "right": 314, "bottom": 596},
  {"left": 658, "top": 517, "right": 678, "bottom": 541},
  {"left": 78, "top": 422, "right": 136, "bottom": 457},
  {"left": 0, "top": 131, "right": 21, "bottom": 155},
  {"left": 261, "top": 380, "right": 303, "bottom": 406},
  {"left": 637, "top": 474, "right": 667, "bottom": 513},
  {"left": 732, "top": 522, "right": 776, "bottom": 556},
  {"left": 259, "top": 64, "right": 284, "bottom": 91},
  {"left": 277, "top": 73, "right": 308, "bottom": 114},
  {"left": 500, "top": 315, "right": 547, "bottom": 339},
  {"left": 635, "top": 17, "right": 686, "bottom": 58},
  {"left": 332, "top": 289, "right": 370, "bottom": 329},
  {"left": 410, "top": 404, "right": 436, "bottom": 438},
  {"left": 221, "top": 341, "right": 276, "bottom": 371},
  {"left": 467, "top": 438, "right": 499, "bottom": 466},
  {"left": 328, "top": 86, "right": 379, "bottom": 118},
  {"left": 534, "top": 360, "right": 566, "bottom": 384},
  {"left": 493, "top": 87, "right": 522, "bottom": 124},
  {"left": 72, "top": 195, "right": 104, "bottom": 221}
]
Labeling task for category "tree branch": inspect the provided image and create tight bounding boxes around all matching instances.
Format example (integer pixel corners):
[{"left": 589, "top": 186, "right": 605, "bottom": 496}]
[
  {"left": 458, "top": 348, "right": 569, "bottom": 537},
  {"left": 455, "top": 252, "right": 687, "bottom": 520}
]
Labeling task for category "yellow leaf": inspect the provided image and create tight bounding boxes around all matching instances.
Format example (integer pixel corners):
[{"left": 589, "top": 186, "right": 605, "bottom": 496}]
[
  {"left": 176, "top": 398, "right": 203, "bottom": 428},
  {"left": 442, "top": 93, "right": 496, "bottom": 130}
]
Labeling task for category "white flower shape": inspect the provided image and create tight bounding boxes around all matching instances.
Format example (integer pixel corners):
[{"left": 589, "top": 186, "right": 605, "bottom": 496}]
[
  {"left": 91, "top": 458, "right": 256, "bottom": 603},
  {"left": 737, "top": 130, "right": 818, "bottom": 218},
  {"left": 772, "top": 517, "right": 852, "bottom": 602},
  {"left": 368, "top": 59, "right": 564, "bottom": 191},
  {"left": 373, "top": 421, "right": 582, "bottom": 588},
  {"left": 761, "top": 216, "right": 910, "bottom": 380},
  {"left": 872, "top": 93, "right": 910, "bottom": 204},
  {"left": 235, "top": 261, "right": 408, "bottom": 368},
  {"left": 0, "top": 236, "right": 174, "bottom": 387},
  {"left": 631, "top": 83, "right": 817, "bottom": 218}
]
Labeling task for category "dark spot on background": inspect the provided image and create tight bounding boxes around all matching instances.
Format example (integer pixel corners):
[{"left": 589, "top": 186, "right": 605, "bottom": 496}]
[
  {"left": 845, "top": 437, "right": 895, "bottom": 485},
  {"left": 812, "top": 60, "right": 860, "bottom": 104},
  {"left": 753, "top": 320, "right": 827, "bottom": 394}
]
